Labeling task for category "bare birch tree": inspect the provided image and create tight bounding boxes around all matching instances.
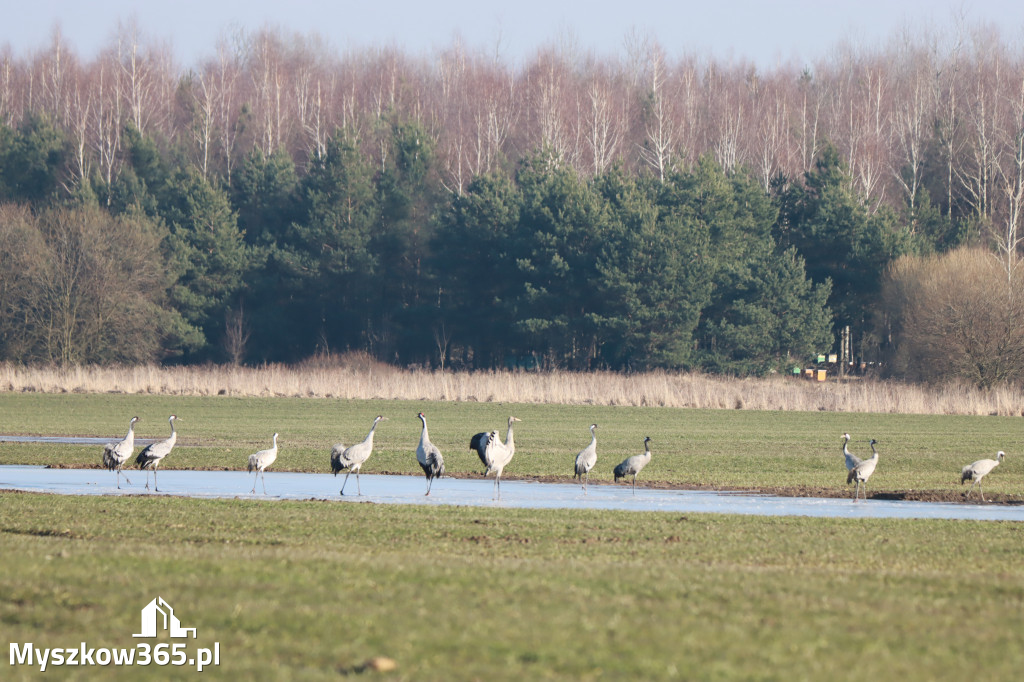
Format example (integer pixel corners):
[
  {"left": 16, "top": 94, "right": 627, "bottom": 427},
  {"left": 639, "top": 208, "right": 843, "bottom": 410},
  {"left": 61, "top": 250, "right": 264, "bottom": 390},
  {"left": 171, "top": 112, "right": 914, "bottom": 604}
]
[
  {"left": 0, "top": 51, "right": 16, "bottom": 126},
  {"left": 185, "top": 68, "right": 216, "bottom": 177},
  {"left": 751, "top": 71, "right": 793, "bottom": 190},
  {"left": 527, "top": 49, "right": 575, "bottom": 166},
  {"left": 36, "top": 27, "right": 72, "bottom": 127},
  {"left": 990, "top": 60, "right": 1024, "bottom": 277},
  {"left": 795, "top": 68, "right": 823, "bottom": 174},
  {"left": 117, "top": 19, "right": 155, "bottom": 135},
  {"left": 67, "top": 68, "right": 92, "bottom": 190},
  {"left": 956, "top": 30, "right": 1004, "bottom": 223},
  {"left": 636, "top": 45, "right": 679, "bottom": 181},
  {"left": 248, "top": 29, "right": 286, "bottom": 155},
  {"left": 889, "top": 39, "right": 935, "bottom": 219},
  {"left": 91, "top": 54, "right": 123, "bottom": 197},
  {"left": 584, "top": 74, "right": 625, "bottom": 175},
  {"left": 212, "top": 34, "right": 244, "bottom": 182}
]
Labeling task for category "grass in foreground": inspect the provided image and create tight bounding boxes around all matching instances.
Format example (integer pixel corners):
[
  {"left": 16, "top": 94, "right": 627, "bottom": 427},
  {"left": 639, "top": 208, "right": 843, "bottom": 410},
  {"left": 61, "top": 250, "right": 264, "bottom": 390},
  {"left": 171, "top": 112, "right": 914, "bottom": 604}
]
[
  {"left": 1, "top": 393, "right": 1023, "bottom": 500},
  {"left": 1, "top": 492, "right": 1022, "bottom": 681}
]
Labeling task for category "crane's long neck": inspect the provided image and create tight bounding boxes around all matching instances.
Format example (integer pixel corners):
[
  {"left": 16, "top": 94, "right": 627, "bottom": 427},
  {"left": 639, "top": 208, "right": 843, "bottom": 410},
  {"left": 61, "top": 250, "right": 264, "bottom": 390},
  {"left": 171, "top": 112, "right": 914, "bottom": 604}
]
[
  {"left": 365, "top": 419, "right": 380, "bottom": 445},
  {"left": 842, "top": 438, "right": 851, "bottom": 457},
  {"left": 166, "top": 419, "right": 177, "bottom": 446},
  {"left": 419, "top": 419, "right": 429, "bottom": 445},
  {"left": 505, "top": 420, "right": 515, "bottom": 448}
]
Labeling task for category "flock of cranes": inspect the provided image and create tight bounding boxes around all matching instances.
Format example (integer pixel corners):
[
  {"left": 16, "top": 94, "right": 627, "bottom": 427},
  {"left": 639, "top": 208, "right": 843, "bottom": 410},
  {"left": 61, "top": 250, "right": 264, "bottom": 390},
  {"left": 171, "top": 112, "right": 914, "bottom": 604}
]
[
  {"left": 100, "top": 415, "right": 1009, "bottom": 502},
  {"left": 840, "top": 433, "right": 1007, "bottom": 502},
  {"left": 99, "top": 413, "right": 652, "bottom": 499}
]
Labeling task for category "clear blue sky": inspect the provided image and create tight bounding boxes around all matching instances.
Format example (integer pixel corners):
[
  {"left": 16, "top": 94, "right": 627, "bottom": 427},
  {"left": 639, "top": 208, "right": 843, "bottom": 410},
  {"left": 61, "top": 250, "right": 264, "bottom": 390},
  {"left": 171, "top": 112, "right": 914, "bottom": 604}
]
[{"left": 4, "top": 0, "right": 1024, "bottom": 68}]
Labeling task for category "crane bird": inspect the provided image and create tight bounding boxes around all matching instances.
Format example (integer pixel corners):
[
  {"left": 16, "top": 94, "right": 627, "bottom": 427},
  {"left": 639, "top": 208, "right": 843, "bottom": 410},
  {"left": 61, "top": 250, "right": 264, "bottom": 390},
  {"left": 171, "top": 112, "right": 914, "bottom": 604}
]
[
  {"left": 247, "top": 432, "right": 279, "bottom": 494},
  {"left": 102, "top": 416, "right": 138, "bottom": 489},
  {"left": 482, "top": 428, "right": 517, "bottom": 499},
  {"left": 573, "top": 424, "right": 599, "bottom": 494},
  {"left": 847, "top": 438, "right": 879, "bottom": 502},
  {"left": 416, "top": 412, "right": 445, "bottom": 496},
  {"left": 842, "top": 433, "right": 862, "bottom": 478},
  {"left": 470, "top": 416, "right": 521, "bottom": 474},
  {"left": 330, "top": 415, "right": 387, "bottom": 496},
  {"left": 614, "top": 436, "right": 652, "bottom": 494},
  {"left": 135, "top": 415, "right": 178, "bottom": 492},
  {"left": 961, "top": 451, "right": 1005, "bottom": 502}
]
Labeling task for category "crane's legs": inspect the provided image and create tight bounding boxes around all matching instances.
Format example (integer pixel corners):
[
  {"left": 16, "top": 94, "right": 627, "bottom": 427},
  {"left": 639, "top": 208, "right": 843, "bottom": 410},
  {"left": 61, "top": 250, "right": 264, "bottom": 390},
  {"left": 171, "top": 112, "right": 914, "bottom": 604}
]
[
  {"left": 852, "top": 479, "right": 869, "bottom": 502},
  {"left": 261, "top": 470, "right": 268, "bottom": 494},
  {"left": 632, "top": 475, "right": 637, "bottom": 495},
  {"left": 250, "top": 470, "right": 259, "bottom": 494},
  {"left": 144, "top": 470, "right": 151, "bottom": 491},
  {"left": 339, "top": 470, "right": 363, "bottom": 496},
  {"left": 153, "top": 467, "right": 160, "bottom": 493},
  {"left": 425, "top": 476, "right": 432, "bottom": 496},
  {"left": 493, "top": 474, "right": 502, "bottom": 500}
]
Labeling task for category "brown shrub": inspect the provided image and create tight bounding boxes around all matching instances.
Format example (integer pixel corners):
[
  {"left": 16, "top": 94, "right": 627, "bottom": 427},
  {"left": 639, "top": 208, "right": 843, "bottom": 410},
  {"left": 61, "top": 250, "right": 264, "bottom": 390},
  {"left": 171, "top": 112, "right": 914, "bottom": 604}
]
[{"left": 883, "top": 248, "right": 1024, "bottom": 388}]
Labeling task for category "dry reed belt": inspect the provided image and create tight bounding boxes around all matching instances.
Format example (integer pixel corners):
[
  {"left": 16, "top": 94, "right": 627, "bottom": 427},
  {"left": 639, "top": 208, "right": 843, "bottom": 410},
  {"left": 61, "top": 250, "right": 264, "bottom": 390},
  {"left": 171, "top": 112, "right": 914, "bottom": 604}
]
[{"left": 2, "top": 362, "right": 1023, "bottom": 416}]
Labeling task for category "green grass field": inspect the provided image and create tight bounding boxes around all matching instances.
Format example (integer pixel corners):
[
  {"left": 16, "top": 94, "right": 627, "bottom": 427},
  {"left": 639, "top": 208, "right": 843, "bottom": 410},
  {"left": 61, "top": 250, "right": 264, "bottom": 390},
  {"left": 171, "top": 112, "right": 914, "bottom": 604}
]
[
  {"left": 1, "top": 392, "right": 1022, "bottom": 495},
  {"left": 2, "top": 392, "right": 1024, "bottom": 680},
  {"left": 1, "top": 494, "right": 1023, "bottom": 681}
]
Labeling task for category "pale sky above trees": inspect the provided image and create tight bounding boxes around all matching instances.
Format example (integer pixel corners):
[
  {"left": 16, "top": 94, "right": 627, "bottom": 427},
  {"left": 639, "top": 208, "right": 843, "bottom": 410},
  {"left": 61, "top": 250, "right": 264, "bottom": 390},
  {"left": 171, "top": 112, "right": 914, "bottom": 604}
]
[{"left": 6, "top": 0, "right": 1024, "bottom": 69}]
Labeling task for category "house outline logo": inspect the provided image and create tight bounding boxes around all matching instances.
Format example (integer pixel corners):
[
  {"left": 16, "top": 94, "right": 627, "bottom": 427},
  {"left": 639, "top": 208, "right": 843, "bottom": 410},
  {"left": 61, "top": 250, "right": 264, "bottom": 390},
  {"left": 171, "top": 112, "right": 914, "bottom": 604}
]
[{"left": 132, "top": 596, "right": 197, "bottom": 639}]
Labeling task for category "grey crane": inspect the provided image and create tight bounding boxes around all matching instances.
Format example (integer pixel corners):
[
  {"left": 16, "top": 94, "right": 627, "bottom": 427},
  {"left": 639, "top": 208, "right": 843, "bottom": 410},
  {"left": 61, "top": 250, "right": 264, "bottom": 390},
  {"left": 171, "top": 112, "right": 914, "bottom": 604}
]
[
  {"left": 573, "top": 424, "right": 598, "bottom": 494},
  {"left": 135, "top": 415, "right": 178, "bottom": 492},
  {"left": 482, "top": 428, "right": 517, "bottom": 499},
  {"left": 847, "top": 438, "right": 879, "bottom": 502},
  {"left": 102, "top": 416, "right": 138, "bottom": 489},
  {"left": 330, "top": 415, "right": 386, "bottom": 496},
  {"left": 613, "top": 436, "right": 652, "bottom": 493},
  {"left": 470, "top": 416, "right": 521, "bottom": 474},
  {"left": 842, "top": 433, "right": 862, "bottom": 477},
  {"left": 416, "top": 412, "right": 445, "bottom": 496},
  {"left": 247, "top": 432, "right": 279, "bottom": 494},
  {"left": 961, "top": 451, "right": 1005, "bottom": 502}
]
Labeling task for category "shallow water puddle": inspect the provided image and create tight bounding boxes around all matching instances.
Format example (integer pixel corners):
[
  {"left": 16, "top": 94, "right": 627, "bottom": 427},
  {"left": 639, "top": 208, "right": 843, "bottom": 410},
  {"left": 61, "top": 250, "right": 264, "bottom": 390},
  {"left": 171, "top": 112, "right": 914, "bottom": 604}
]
[{"left": 1, "top": 465, "right": 1022, "bottom": 521}]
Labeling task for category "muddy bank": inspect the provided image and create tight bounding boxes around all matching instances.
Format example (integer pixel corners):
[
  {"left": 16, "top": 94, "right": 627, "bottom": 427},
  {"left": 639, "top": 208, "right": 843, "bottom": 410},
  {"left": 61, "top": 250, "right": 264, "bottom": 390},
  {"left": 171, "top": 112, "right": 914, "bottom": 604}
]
[{"left": 394, "top": 471, "right": 1024, "bottom": 506}]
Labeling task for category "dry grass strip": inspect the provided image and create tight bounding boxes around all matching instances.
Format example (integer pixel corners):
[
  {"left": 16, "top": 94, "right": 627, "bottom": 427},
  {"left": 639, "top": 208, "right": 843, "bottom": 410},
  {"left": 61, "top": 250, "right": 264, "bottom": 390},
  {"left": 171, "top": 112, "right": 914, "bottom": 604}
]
[{"left": 3, "top": 357, "right": 1023, "bottom": 416}]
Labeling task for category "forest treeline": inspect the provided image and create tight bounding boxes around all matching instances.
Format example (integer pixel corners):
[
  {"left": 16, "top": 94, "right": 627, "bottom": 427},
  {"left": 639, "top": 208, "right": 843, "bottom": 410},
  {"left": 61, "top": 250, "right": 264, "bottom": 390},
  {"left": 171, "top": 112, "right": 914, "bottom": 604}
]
[{"left": 1, "top": 21, "right": 1024, "bottom": 384}]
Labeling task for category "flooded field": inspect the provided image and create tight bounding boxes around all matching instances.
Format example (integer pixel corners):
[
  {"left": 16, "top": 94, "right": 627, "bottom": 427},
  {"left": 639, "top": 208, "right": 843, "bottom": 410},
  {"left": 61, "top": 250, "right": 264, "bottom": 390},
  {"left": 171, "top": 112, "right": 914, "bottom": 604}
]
[{"left": 2, "top": 465, "right": 1023, "bottom": 522}]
